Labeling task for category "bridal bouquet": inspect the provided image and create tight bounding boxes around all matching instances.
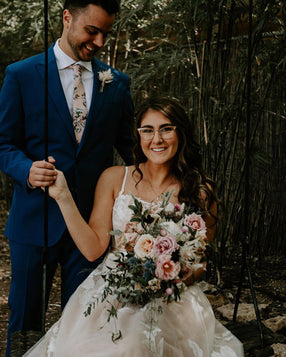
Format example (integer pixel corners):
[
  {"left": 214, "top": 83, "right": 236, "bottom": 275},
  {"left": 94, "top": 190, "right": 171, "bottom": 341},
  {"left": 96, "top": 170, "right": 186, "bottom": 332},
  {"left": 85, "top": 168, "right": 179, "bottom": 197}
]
[{"left": 85, "top": 192, "right": 208, "bottom": 342}]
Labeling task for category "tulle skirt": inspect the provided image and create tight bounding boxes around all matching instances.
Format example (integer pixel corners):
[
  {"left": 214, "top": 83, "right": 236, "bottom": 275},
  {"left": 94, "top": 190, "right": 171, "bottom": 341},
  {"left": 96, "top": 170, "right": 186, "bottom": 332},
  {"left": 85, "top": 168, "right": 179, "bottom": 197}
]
[{"left": 24, "top": 254, "right": 244, "bottom": 357}]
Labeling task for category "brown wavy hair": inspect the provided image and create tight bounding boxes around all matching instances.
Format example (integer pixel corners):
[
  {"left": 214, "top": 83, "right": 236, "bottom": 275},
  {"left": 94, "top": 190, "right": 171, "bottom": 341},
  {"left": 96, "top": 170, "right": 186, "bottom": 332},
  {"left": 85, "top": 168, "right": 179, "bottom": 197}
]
[{"left": 132, "top": 96, "right": 219, "bottom": 214}]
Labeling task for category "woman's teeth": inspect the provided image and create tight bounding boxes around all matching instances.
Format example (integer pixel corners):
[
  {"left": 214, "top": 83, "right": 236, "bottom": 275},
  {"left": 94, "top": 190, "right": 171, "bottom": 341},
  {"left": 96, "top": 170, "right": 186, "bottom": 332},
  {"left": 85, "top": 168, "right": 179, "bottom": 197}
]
[{"left": 152, "top": 148, "right": 165, "bottom": 152}]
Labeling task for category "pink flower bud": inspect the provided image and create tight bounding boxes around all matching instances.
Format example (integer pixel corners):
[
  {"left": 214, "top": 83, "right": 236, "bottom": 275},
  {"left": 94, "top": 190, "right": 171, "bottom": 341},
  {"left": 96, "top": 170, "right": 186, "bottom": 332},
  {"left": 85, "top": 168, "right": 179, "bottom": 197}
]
[
  {"left": 181, "top": 226, "right": 189, "bottom": 233},
  {"left": 174, "top": 204, "right": 181, "bottom": 211},
  {"left": 160, "top": 228, "right": 168, "bottom": 236},
  {"left": 166, "top": 288, "right": 173, "bottom": 295}
]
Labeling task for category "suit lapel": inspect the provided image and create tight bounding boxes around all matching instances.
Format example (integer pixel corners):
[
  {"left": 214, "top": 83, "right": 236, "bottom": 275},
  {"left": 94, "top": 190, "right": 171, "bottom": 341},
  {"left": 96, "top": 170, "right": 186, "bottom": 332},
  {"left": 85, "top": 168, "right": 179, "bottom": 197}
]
[{"left": 36, "top": 45, "right": 76, "bottom": 143}]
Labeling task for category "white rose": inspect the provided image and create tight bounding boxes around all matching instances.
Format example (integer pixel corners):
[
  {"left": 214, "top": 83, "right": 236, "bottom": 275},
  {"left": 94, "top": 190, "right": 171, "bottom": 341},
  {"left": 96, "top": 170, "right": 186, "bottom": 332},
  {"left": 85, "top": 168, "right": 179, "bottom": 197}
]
[
  {"left": 165, "top": 202, "right": 175, "bottom": 215},
  {"left": 160, "top": 221, "right": 182, "bottom": 236},
  {"left": 134, "top": 234, "right": 155, "bottom": 259}
]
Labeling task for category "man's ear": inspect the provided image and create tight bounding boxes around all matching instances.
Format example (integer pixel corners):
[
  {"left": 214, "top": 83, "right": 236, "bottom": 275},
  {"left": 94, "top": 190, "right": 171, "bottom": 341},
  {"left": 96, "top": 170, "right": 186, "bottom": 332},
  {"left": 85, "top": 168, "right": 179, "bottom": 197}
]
[{"left": 63, "top": 9, "right": 72, "bottom": 29}]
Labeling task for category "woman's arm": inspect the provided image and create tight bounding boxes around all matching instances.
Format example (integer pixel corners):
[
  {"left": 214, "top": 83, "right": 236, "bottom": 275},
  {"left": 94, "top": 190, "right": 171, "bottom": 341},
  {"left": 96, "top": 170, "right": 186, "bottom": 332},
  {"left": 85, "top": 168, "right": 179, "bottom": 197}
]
[{"left": 48, "top": 166, "right": 123, "bottom": 261}]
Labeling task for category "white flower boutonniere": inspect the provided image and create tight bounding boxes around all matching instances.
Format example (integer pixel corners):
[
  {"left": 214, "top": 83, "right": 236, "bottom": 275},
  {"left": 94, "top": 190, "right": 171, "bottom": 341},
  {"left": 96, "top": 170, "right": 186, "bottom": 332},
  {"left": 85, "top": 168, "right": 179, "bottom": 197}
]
[{"left": 98, "top": 69, "right": 113, "bottom": 93}]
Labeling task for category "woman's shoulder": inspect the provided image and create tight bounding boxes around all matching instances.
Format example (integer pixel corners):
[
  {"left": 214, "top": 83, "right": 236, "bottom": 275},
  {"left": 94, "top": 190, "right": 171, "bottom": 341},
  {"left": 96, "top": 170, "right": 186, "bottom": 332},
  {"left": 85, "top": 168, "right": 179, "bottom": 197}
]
[
  {"left": 101, "top": 165, "right": 135, "bottom": 176},
  {"left": 99, "top": 166, "right": 135, "bottom": 187},
  {"left": 99, "top": 166, "right": 135, "bottom": 198},
  {"left": 100, "top": 165, "right": 124, "bottom": 181}
]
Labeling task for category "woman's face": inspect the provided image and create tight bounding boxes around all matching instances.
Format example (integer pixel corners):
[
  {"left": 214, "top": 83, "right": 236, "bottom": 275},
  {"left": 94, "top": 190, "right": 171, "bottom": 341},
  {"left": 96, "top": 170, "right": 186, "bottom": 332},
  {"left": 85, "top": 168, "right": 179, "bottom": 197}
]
[{"left": 139, "top": 109, "right": 179, "bottom": 166}]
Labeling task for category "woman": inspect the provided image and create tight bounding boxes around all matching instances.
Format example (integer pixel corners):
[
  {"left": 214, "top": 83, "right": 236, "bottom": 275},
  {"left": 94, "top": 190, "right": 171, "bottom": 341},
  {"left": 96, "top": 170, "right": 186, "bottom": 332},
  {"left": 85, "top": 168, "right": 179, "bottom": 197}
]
[{"left": 24, "top": 96, "right": 244, "bottom": 356}]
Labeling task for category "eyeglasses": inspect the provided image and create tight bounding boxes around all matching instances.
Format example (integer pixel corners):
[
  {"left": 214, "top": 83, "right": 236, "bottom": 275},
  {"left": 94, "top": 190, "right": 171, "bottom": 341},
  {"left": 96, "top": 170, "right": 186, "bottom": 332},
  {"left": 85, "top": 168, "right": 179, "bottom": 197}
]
[{"left": 137, "top": 125, "right": 176, "bottom": 141}]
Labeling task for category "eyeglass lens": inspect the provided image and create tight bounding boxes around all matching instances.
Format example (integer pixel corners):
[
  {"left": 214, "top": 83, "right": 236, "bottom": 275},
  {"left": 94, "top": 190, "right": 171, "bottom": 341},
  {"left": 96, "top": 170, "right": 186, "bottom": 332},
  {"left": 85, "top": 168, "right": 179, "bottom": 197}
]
[{"left": 139, "top": 126, "right": 175, "bottom": 140}]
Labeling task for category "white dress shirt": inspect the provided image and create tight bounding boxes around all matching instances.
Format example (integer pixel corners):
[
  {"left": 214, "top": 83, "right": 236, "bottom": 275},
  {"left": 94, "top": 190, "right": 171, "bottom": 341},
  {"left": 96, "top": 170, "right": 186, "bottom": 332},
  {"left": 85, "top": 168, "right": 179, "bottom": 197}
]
[{"left": 53, "top": 39, "right": 94, "bottom": 116}]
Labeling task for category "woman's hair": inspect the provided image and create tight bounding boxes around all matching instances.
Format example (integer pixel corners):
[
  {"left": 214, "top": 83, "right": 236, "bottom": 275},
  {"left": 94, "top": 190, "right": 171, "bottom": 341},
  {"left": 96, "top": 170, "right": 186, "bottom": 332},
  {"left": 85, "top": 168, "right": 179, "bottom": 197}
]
[
  {"left": 63, "top": 0, "right": 119, "bottom": 15},
  {"left": 132, "top": 96, "right": 219, "bottom": 213}
]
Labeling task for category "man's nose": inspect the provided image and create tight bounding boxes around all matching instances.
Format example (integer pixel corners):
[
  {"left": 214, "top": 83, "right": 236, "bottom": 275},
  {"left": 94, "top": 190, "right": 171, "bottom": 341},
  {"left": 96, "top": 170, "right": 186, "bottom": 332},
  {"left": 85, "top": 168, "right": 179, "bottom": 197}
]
[{"left": 93, "top": 34, "right": 104, "bottom": 48}]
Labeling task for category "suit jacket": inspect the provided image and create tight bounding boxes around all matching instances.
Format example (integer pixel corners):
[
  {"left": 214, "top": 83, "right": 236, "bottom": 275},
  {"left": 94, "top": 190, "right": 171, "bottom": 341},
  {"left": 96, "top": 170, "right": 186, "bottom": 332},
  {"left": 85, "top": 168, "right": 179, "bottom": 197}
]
[{"left": 0, "top": 44, "right": 134, "bottom": 247}]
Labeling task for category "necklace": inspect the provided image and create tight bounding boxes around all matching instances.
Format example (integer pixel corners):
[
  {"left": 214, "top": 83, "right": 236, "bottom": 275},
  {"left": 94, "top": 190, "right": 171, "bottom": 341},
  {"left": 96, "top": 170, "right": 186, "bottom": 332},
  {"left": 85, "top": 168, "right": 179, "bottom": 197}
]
[{"left": 143, "top": 165, "right": 176, "bottom": 202}]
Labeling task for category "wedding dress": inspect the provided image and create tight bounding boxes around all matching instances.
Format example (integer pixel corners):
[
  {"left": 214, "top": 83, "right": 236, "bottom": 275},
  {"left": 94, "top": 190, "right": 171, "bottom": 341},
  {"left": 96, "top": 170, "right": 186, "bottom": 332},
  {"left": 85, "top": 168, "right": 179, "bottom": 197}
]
[{"left": 24, "top": 167, "right": 244, "bottom": 357}]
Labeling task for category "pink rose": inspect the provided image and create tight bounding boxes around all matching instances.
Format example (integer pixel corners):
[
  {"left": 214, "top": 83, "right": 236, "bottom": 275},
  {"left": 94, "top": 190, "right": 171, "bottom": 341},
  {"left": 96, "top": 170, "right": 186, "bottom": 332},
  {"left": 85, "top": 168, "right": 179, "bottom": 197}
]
[
  {"left": 153, "top": 234, "right": 179, "bottom": 256},
  {"left": 183, "top": 213, "right": 206, "bottom": 232},
  {"left": 155, "top": 255, "right": 181, "bottom": 281},
  {"left": 134, "top": 234, "right": 155, "bottom": 259}
]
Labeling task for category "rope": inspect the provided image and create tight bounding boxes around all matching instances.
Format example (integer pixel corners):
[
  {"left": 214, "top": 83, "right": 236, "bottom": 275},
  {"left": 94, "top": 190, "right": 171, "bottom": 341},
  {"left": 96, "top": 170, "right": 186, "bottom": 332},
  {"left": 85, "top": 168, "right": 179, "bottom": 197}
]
[{"left": 41, "top": 0, "right": 49, "bottom": 336}]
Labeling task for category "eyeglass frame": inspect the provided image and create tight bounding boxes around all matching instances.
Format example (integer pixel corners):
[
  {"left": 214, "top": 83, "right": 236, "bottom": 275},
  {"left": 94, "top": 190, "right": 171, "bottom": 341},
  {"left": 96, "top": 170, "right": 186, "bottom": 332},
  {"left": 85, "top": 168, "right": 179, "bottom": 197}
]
[{"left": 137, "top": 125, "right": 177, "bottom": 141}]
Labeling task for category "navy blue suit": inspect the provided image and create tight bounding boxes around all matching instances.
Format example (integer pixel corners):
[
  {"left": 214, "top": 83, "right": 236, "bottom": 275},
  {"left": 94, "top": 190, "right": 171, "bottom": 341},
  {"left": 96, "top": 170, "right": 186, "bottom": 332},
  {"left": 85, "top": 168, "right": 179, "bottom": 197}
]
[{"left": 0, "top": 45, "right": 133, "bottom": 355}]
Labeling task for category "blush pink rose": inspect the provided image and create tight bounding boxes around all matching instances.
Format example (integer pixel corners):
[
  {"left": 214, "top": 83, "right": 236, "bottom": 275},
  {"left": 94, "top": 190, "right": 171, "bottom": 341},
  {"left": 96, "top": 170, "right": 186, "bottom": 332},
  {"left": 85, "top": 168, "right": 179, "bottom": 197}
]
[
  {"left": 134, "top": 234, "right": 155, "bottom": 259},
  {"left": 153, "top": 234, "right": 179, "bottom": 256},
  {"left": 183, "top": 213, "right": 206, "bottom": 232},
  {"left": 155, "top": 255, "right": 181, "bottom": 281}
]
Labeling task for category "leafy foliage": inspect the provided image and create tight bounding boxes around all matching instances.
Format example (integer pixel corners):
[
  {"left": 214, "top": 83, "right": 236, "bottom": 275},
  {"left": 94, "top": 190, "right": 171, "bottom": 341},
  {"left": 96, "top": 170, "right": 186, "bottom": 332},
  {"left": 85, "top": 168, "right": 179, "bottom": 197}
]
[{"left": 0, "top": 0, "right": 62, "bottom": 82}]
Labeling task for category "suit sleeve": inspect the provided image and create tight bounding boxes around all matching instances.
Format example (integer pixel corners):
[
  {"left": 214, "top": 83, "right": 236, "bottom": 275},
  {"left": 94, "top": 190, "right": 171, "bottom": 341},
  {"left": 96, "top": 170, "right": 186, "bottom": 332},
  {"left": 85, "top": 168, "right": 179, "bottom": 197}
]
[
  {"left": 0, "top": 65, "right": 33, "bottom": 189},
  {"left": 114, "top": 76, "right": 134, "bottom": 166}
]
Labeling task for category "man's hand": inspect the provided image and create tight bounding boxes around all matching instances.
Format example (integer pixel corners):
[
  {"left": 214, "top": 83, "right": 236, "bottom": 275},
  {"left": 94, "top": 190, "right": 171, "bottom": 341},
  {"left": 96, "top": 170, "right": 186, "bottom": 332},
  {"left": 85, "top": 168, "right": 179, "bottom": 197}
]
[{"left": 28, "top": 156, "right": 57, "bottom": 187}]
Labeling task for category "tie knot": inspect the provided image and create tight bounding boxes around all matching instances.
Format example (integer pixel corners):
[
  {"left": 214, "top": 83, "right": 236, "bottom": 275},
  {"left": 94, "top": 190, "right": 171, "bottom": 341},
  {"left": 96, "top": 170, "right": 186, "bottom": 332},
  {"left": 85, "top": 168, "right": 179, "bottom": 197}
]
[{"left": 71, "top": 64, "right": 83, "bottom": 76}]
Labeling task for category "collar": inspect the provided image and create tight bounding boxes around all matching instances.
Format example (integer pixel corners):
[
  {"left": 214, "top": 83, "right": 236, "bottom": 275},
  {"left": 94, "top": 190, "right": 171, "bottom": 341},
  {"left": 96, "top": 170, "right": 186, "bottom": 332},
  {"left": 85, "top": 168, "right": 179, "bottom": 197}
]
[{"left": 54, "top": 39, "right": 93, "bottom": 72}]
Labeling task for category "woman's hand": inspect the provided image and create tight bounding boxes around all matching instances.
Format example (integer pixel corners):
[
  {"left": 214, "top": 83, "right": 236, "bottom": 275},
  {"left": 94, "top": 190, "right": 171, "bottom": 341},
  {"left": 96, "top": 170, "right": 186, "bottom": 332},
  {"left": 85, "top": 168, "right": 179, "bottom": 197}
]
[
  {"left": 181, "top": 261, "right": 207, "bottom": 286},
  {"left": 46, "top": 169, "right": 70, "bottom": 202},
  {"left": 38, "top": 156, "right": 70, "bottom": 202}
]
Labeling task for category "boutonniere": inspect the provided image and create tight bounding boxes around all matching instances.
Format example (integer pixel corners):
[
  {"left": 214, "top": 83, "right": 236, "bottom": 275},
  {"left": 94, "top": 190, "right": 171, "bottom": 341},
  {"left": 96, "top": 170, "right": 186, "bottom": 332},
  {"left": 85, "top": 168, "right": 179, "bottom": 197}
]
[{"left": 98, "top": 69, "right": 114, "bottom": 93}]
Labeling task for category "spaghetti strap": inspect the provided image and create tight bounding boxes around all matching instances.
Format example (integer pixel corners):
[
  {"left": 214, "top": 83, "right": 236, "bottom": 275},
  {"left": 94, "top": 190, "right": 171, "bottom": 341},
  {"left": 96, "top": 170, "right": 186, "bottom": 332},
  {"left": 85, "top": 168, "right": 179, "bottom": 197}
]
[{"left": 118, "top": 167, "right": 128, "bottom": 196}]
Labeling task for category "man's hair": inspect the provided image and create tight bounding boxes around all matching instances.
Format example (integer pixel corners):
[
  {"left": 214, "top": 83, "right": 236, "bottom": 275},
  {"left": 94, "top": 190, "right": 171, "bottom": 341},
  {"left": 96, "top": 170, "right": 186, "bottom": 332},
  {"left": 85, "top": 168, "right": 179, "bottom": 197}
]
[{"left": 63, "top": 0, "right": 120, "bottom": 15}]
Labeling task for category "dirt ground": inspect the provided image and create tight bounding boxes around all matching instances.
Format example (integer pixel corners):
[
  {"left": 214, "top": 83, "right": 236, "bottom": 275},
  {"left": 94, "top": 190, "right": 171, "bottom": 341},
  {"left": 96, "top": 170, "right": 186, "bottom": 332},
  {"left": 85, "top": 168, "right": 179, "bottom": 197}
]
[{"left": 0, "top": 205, "right": 286, "bottom": 356}]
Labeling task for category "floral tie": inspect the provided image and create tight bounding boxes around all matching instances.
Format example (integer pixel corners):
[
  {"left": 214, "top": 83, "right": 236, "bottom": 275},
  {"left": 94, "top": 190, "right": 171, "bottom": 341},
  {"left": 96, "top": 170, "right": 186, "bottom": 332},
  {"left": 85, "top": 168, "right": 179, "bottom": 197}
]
[{"left": 71, "top": 64, "right": 88, "bottom": 144}]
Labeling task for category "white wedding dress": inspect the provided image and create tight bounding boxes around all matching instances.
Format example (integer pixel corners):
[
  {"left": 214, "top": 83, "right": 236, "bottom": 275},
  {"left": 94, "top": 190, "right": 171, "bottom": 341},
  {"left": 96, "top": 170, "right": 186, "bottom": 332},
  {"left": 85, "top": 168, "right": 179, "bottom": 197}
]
[{"left": 24, "top": 168, "right": 244, "bottom": 357}]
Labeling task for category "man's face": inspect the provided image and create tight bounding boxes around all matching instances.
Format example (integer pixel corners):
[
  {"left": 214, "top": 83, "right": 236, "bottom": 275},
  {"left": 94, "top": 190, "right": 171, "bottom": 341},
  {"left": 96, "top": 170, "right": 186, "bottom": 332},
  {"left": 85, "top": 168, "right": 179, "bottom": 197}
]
[{"left": 61, "top": 4, "right": 115, "bottom": 61}]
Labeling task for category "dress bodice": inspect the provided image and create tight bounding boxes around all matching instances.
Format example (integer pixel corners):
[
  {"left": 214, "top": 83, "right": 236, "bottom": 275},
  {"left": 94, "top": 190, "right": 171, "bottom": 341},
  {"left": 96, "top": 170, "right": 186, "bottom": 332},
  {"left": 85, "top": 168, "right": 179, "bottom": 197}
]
[
  {"left": 112, "top": 193, "right": 136, "bottom": 233},
  {"left": 112, "top": 167, "right": 152, "bottom": 235}
]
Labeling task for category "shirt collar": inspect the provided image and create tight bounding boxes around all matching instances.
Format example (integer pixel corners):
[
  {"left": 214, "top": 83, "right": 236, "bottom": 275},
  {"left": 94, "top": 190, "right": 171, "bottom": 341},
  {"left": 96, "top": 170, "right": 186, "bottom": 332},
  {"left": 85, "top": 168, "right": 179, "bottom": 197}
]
[{"left": 54, "top": 39, "right": 93, "bottom": 72}]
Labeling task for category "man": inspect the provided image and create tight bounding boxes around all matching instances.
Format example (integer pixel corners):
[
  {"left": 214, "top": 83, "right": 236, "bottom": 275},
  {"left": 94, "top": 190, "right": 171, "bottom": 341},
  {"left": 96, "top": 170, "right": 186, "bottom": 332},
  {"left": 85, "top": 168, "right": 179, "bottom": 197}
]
[{"left": 0, "top": 0, "right": 133, "bottom": 355}]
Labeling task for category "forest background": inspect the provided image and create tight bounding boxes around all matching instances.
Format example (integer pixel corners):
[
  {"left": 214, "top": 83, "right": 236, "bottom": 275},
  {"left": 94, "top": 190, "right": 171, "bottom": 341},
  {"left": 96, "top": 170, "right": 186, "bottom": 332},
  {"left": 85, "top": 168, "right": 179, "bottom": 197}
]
[
  {"left": 0, "top": 0, "right": 285, "bottom": 355},
  {"left": 0, "top": 0, "right": 285, "bottom": 272}
]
